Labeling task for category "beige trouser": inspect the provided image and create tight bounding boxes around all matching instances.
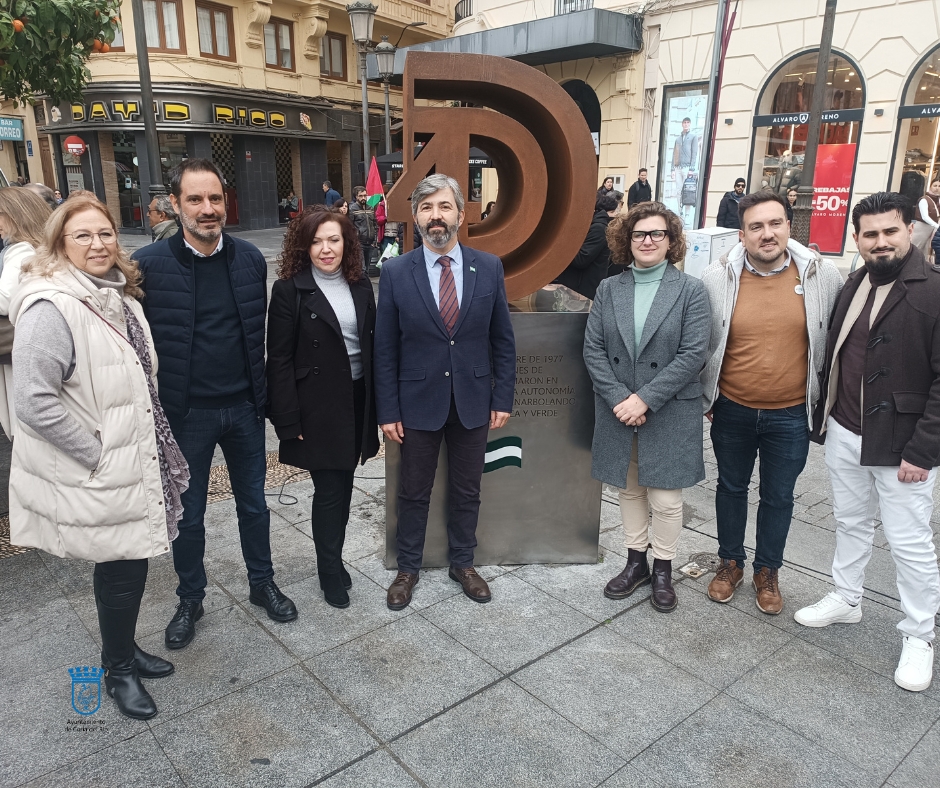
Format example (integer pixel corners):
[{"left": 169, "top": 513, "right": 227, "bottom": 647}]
[{"left": 616, "top": 438, "right": 683, "bottom": 560}]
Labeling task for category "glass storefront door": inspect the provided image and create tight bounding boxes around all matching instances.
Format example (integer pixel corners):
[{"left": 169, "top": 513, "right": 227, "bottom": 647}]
[
  {"left": 112, "top": 131, "right": 143, "bottom": 229},
  {"left": 892, "top": 46, "right": 940, "bottom": 190}
]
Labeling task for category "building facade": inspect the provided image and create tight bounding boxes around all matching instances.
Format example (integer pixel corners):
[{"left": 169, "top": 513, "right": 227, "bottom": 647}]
[
  {"left": 420, "top": 0, "right": 940, "bottom": 264},
  {"left": 33, "top": 0, "right": 449, "bottom": 230}
]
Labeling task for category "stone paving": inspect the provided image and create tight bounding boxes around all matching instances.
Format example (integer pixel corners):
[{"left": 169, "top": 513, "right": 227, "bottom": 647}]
[{"left": 3, "top": 422, "right": 940, "bottom": 788}]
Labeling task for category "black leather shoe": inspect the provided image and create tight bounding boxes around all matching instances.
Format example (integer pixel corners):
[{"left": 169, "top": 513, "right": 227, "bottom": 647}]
[
  {"left": 102, "top": 643, "right": 175, "bottom": 678},
  {"left": 165, "top": 600, "right": 204, "bottom": 650},
  {"left": 604, "top": 549, "right": 651, "bottom": 599},
  {"left": 650, "top": 558, "right": 677, "bottom": 612},
  {"left": 341, "top": 566, "right": 352, "bottom": 590},
  {"left": 249, "top": 580, "right": 298, "bottom": 622},
  {"left": 105, "top": 664, "right": 157, "bottom": 720},
  {"left": 321, "top": 573, "right": 350, "bottom": 609}
]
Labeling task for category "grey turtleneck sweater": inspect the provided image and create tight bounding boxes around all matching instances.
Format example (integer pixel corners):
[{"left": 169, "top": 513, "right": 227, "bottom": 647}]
[
  {"left": 13, "top": 269, "right": 127, "bottom": 469},
  {"left": 312, "top": 265, "right": 363, "bottom": 380}
]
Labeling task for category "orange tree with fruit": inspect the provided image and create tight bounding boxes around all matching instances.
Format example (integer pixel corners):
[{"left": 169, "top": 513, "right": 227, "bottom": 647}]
[{"left": 0, "top": 0, "right": 121, "bottom": 105}]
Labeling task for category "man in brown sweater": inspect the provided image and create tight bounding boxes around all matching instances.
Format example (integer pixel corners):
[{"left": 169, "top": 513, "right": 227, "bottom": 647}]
[
  {"left": 700, "top": 191, "right": 842, "bottom": 615},
  {"left": 795, "top": 192, "right": 940, "bottom": 692}
]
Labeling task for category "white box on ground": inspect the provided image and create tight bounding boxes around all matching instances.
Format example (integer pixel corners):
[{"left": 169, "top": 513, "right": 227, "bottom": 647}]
[{"left": 684, "top": 227, "right": 739, "bottom": 279}]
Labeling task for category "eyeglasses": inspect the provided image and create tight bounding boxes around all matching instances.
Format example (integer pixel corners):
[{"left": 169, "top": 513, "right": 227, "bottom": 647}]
[
  {"left": 65, "top": 231, "right": 117, "bottom": 246},
  {"left": 630, "top": 230, "right": 668, "bottom": 243}
]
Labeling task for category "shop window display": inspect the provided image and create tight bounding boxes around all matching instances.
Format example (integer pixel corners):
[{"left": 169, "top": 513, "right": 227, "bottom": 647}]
[
  {"left": 892, "top": 46, "right": 940, "bottom": 192},
  {"left": 656, "top": 83, "right": 708, "bottom": 231},
  {"left": 751, "top": 51, "right": 864, "bottom": 254}
]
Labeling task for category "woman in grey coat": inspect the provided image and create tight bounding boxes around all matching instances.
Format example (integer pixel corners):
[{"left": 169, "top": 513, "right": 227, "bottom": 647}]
[{"left": 583, "top": 202, "right": 710, "bottom": 611}]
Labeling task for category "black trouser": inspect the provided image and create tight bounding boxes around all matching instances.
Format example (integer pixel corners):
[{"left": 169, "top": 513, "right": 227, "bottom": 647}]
[
  {"left": 93, "top": 558, "right": 148, "bottom": 669},
  {"left": 396, "top": 396, "right": 489, "bottom": 574},
  {"left": 310, "top": 377, "right": 365, "bottom": 578}
]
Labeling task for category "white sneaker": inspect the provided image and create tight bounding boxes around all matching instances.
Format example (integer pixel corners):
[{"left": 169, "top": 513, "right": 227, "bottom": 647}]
[
  {"left": 793, "top": 592, "right": 862, "bottom": 628},
  {"left": 895, "top": 636, "right": 934, "bottom": 692}
]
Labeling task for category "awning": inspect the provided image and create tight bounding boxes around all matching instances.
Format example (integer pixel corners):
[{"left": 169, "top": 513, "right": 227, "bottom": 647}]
[
  {"left": 373, "top": 147, "right": 493, "bottom": 175},
  {"left": 367, "top": 9, "right": 642, "bottom": 84}
]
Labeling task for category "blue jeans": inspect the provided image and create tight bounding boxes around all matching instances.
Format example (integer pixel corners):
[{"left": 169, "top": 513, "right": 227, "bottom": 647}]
[
  {"left": 710, "top": 396, "right": 810, "bottom": 571},
  {"left": 167, "top": 402, "right": 272, "bottom": 601}
]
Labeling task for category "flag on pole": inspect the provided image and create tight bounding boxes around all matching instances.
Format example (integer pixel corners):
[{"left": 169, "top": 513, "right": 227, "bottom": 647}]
[
  {"left": 365, "top": 156, "right": 384, "bottom": 208},
  {"left": 483, "top": 436, "right": 523, "bottom": 473}
]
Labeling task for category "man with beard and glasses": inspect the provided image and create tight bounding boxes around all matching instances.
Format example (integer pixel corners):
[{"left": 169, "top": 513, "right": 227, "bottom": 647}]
[
  {"left": 134, "top": 159, "right": 296, "bottom": 651},
  {"left": 795, "top": 192, "right": 940, "bottom": 693},
  {"left": 374, "top": 173, "right": 515, "bottom": 610},
  {"left": 701, "top": 190, "right": 842, "bottom": 616}
]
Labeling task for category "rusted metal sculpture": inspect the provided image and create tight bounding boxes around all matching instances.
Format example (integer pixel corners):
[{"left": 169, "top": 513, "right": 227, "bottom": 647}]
[{"left": 385, "top": 51, "right": 598, "bottom": 300}]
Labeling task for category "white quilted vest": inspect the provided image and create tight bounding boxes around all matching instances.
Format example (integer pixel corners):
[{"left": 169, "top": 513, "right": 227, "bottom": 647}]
[{"left": 8, "top": 268, "right": 170, "bottom": 562}]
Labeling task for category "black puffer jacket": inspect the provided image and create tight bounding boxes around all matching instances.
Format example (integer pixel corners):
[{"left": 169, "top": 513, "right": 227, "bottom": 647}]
[{"left": 554, "top": 210, "right": 612, "bottom": 300}]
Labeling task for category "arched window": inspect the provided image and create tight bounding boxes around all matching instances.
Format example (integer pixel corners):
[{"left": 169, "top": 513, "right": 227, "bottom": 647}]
[
  {"left": 750, "top": 50, "right": 865, "bottom": 254},
  {"left": 891, "top": 45, "right": 940, "bottom": 190}
]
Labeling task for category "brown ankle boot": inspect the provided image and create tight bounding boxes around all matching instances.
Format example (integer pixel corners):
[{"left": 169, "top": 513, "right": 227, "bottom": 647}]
[
  {"left": 604, "top": 549, "right": 650, "bottom": 599},
  {"left": 753, "top": 567, "right": 783, "bottom": 615},
  {"left": 650, "top": 558, "right": 677, "bottom": 612}
]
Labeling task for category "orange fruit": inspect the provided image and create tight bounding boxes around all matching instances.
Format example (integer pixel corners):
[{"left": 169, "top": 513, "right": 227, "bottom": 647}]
[
  {"left": 12, "top": 19, "right": 24, "bottom": 32},
  {"left": 92, "top": 39, "right": 102, "bottom": 51},
  {"left": 100, "top": 42, "right": 110, "bottom": 53}
]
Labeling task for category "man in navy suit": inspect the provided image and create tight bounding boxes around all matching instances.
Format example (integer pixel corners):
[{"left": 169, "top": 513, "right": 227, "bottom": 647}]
[{"left": 375, "top": 173, "right": 516, "bottom": 610}]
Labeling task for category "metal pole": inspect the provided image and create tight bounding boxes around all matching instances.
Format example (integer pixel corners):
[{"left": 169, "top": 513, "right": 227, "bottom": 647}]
[
  {"left": 359, "top": 46, "right": 370, "bottom": 177},
  {"left": 383, "top": 80, "right": 392, "bottom": 156},
  {"left": 791, "top": 0, "right": 838, "bottom": 246},
  {"left": 695, "top": 0, "right": 729, "bottom": 229},
  {"left": 130, "top": 0, "right": 166, "bottom": 236}
]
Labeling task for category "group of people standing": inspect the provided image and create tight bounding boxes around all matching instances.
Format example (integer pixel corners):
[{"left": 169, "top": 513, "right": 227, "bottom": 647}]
[{"left": 585, "top": 186, "right": 940, "bottom": 695}]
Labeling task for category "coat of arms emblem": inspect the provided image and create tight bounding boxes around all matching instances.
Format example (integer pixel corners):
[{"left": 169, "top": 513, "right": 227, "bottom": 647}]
[{"left": 69, "top": 666, "right": 104, "bottom": 716}]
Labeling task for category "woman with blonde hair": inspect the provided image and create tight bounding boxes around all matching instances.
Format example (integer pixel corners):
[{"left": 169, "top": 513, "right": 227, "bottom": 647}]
[
  {"left": 9, "top": 194, "right": 189, "bottom": 719},
  {"left": 0, "top": 187, "right": 53, "bottom": 435},
  {"left": 583, "top": 201, "right": 710, "bottom": 611}
]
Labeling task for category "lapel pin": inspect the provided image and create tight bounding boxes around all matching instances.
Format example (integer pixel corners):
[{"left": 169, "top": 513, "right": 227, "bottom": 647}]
[{"left": 470, "top": 266, "right": 476, "bottom": 272}]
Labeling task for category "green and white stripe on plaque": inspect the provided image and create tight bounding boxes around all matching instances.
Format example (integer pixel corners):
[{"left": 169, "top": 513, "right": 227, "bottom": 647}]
[{"left": 483, "top": 436, "right": 523, "bottom": 473}]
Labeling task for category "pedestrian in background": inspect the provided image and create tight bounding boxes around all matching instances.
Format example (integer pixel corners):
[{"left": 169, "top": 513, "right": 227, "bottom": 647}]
[
  {"left": 267, "top": 209, "right": 379, "bottom": 609},
  {"left": 350, "top": 186, "right": 378, "bottom": 275},
  {"left": 9, "top": 194, "right": 187, "bottom": 719},
  {"left": 134, "top": 158, "right": 297, "bottom": 651},
  {"left": 584, "top": 201, "right": 710, "bottom": 612},
  {"left": 702, "top": 191, "right": 842, "bottom": 615},
  {"left": 554, "top": 193, "right": 618, "bottom": 300},
  {"left": 0, "top": 187, "right": 52, "bottom": 437},
  {"left": 925, "top": 178, "right": 940, "bottom": 262},
  {"left": 796, "top": 193, "right": 940, "bottom": 692},
  {"left": 334, "top": 198, "right": 348, "bottom": 215},
  {"left": 627, "top": 168, "right": 652, "bottom": 209},
  {"left": 899, "top": 171, "right": 935, "bottom": 258},
  {"left": 147, "top": 195, "right": 178, "bottom": 241},
  {"left": 323, "top": 180, "right": 341, "bottom": 207},
  {"left": 786, "top": 188, "right": 798, "bottom": 223},
  {"left": 597, "top": 176, "right": 615, "bottom": 201},
  {"left": 716, "top": 178, "right": 746, "bottom": 230}
]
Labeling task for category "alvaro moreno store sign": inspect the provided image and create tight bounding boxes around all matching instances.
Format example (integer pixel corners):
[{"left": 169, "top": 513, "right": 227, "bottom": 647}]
[{"left": 43, "top": 85, "right": 329, "bottom": 137}]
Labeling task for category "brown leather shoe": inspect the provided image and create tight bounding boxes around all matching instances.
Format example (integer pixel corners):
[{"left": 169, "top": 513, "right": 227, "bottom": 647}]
[
  {"left": 604, "top": 549, "right": 651, "bottom": 599},
  {"left": 449, "top": 566, "right": 492, "bottom": 603},
  {"left": 753, "top": 566, "right": 783, "bottom": 615},
  {"left": 387, "top": 571, "right": 419, "bottom": 611},
  {"left": 650, "top": 558, "right": 677, "bottom": 612},
  {"left": 708, "top": 559, "right": 744, "bottom": 603}
]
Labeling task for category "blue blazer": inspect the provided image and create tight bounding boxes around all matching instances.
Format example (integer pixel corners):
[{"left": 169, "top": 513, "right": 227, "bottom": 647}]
[{"left": 374, "top": 244, "right": 516, "bottom": 430}]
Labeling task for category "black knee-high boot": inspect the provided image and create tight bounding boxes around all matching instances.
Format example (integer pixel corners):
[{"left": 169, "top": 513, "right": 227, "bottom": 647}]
[{"left": 94, "top": 561, "right": 157, "bottom": 720}]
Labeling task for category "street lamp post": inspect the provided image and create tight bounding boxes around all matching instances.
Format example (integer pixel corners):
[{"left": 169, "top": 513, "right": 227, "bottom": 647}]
[
  {"left": 130, "top": 0, "right": 166, "bottom": 234},
  {"left": 374, "top": 36, "right": 396, "bottom": 157},
  {"left": 791, "top": 0, "right": 839, "bottom": 246},
  {"left": 346, "top": 1, "right": 378, "bottom": 177}
]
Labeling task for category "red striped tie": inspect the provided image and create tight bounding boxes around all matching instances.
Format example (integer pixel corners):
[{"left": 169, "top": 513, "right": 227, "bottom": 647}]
[{"left": 438, "top": 255, "right": 459, "bottom": 334}]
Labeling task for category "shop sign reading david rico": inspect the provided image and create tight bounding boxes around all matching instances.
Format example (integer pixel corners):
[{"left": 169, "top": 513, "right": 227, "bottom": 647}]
[{"left": 46, "top": 93, "right": 326, "bottom": 135}]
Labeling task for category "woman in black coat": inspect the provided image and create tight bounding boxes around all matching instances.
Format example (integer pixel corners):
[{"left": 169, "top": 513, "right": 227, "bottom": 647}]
[{"left": 267, "top": 207, "right": 379, "bottom": 609}]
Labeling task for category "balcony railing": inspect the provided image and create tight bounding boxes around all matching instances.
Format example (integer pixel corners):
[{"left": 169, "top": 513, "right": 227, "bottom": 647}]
[
  {"left": 555, "top": 0, "right": 593, "bottom": 14},
  {"left": 455, "top": 0, "right": 472, "bottom": 23}
]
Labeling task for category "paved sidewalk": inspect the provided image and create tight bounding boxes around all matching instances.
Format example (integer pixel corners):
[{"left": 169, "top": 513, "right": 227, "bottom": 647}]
[{"left": 2, "top": 427, "right": 939, "bottom": 788}]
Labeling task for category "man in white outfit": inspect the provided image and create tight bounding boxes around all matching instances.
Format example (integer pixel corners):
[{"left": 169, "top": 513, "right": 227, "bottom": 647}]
[{"left": 795, "top": 192, "right": 940, "bottom": 692}]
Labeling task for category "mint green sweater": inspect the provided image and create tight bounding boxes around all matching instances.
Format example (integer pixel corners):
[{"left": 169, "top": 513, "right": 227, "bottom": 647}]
[{"left": 632, "top": 260, "right": 668, "bottom": 355}]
